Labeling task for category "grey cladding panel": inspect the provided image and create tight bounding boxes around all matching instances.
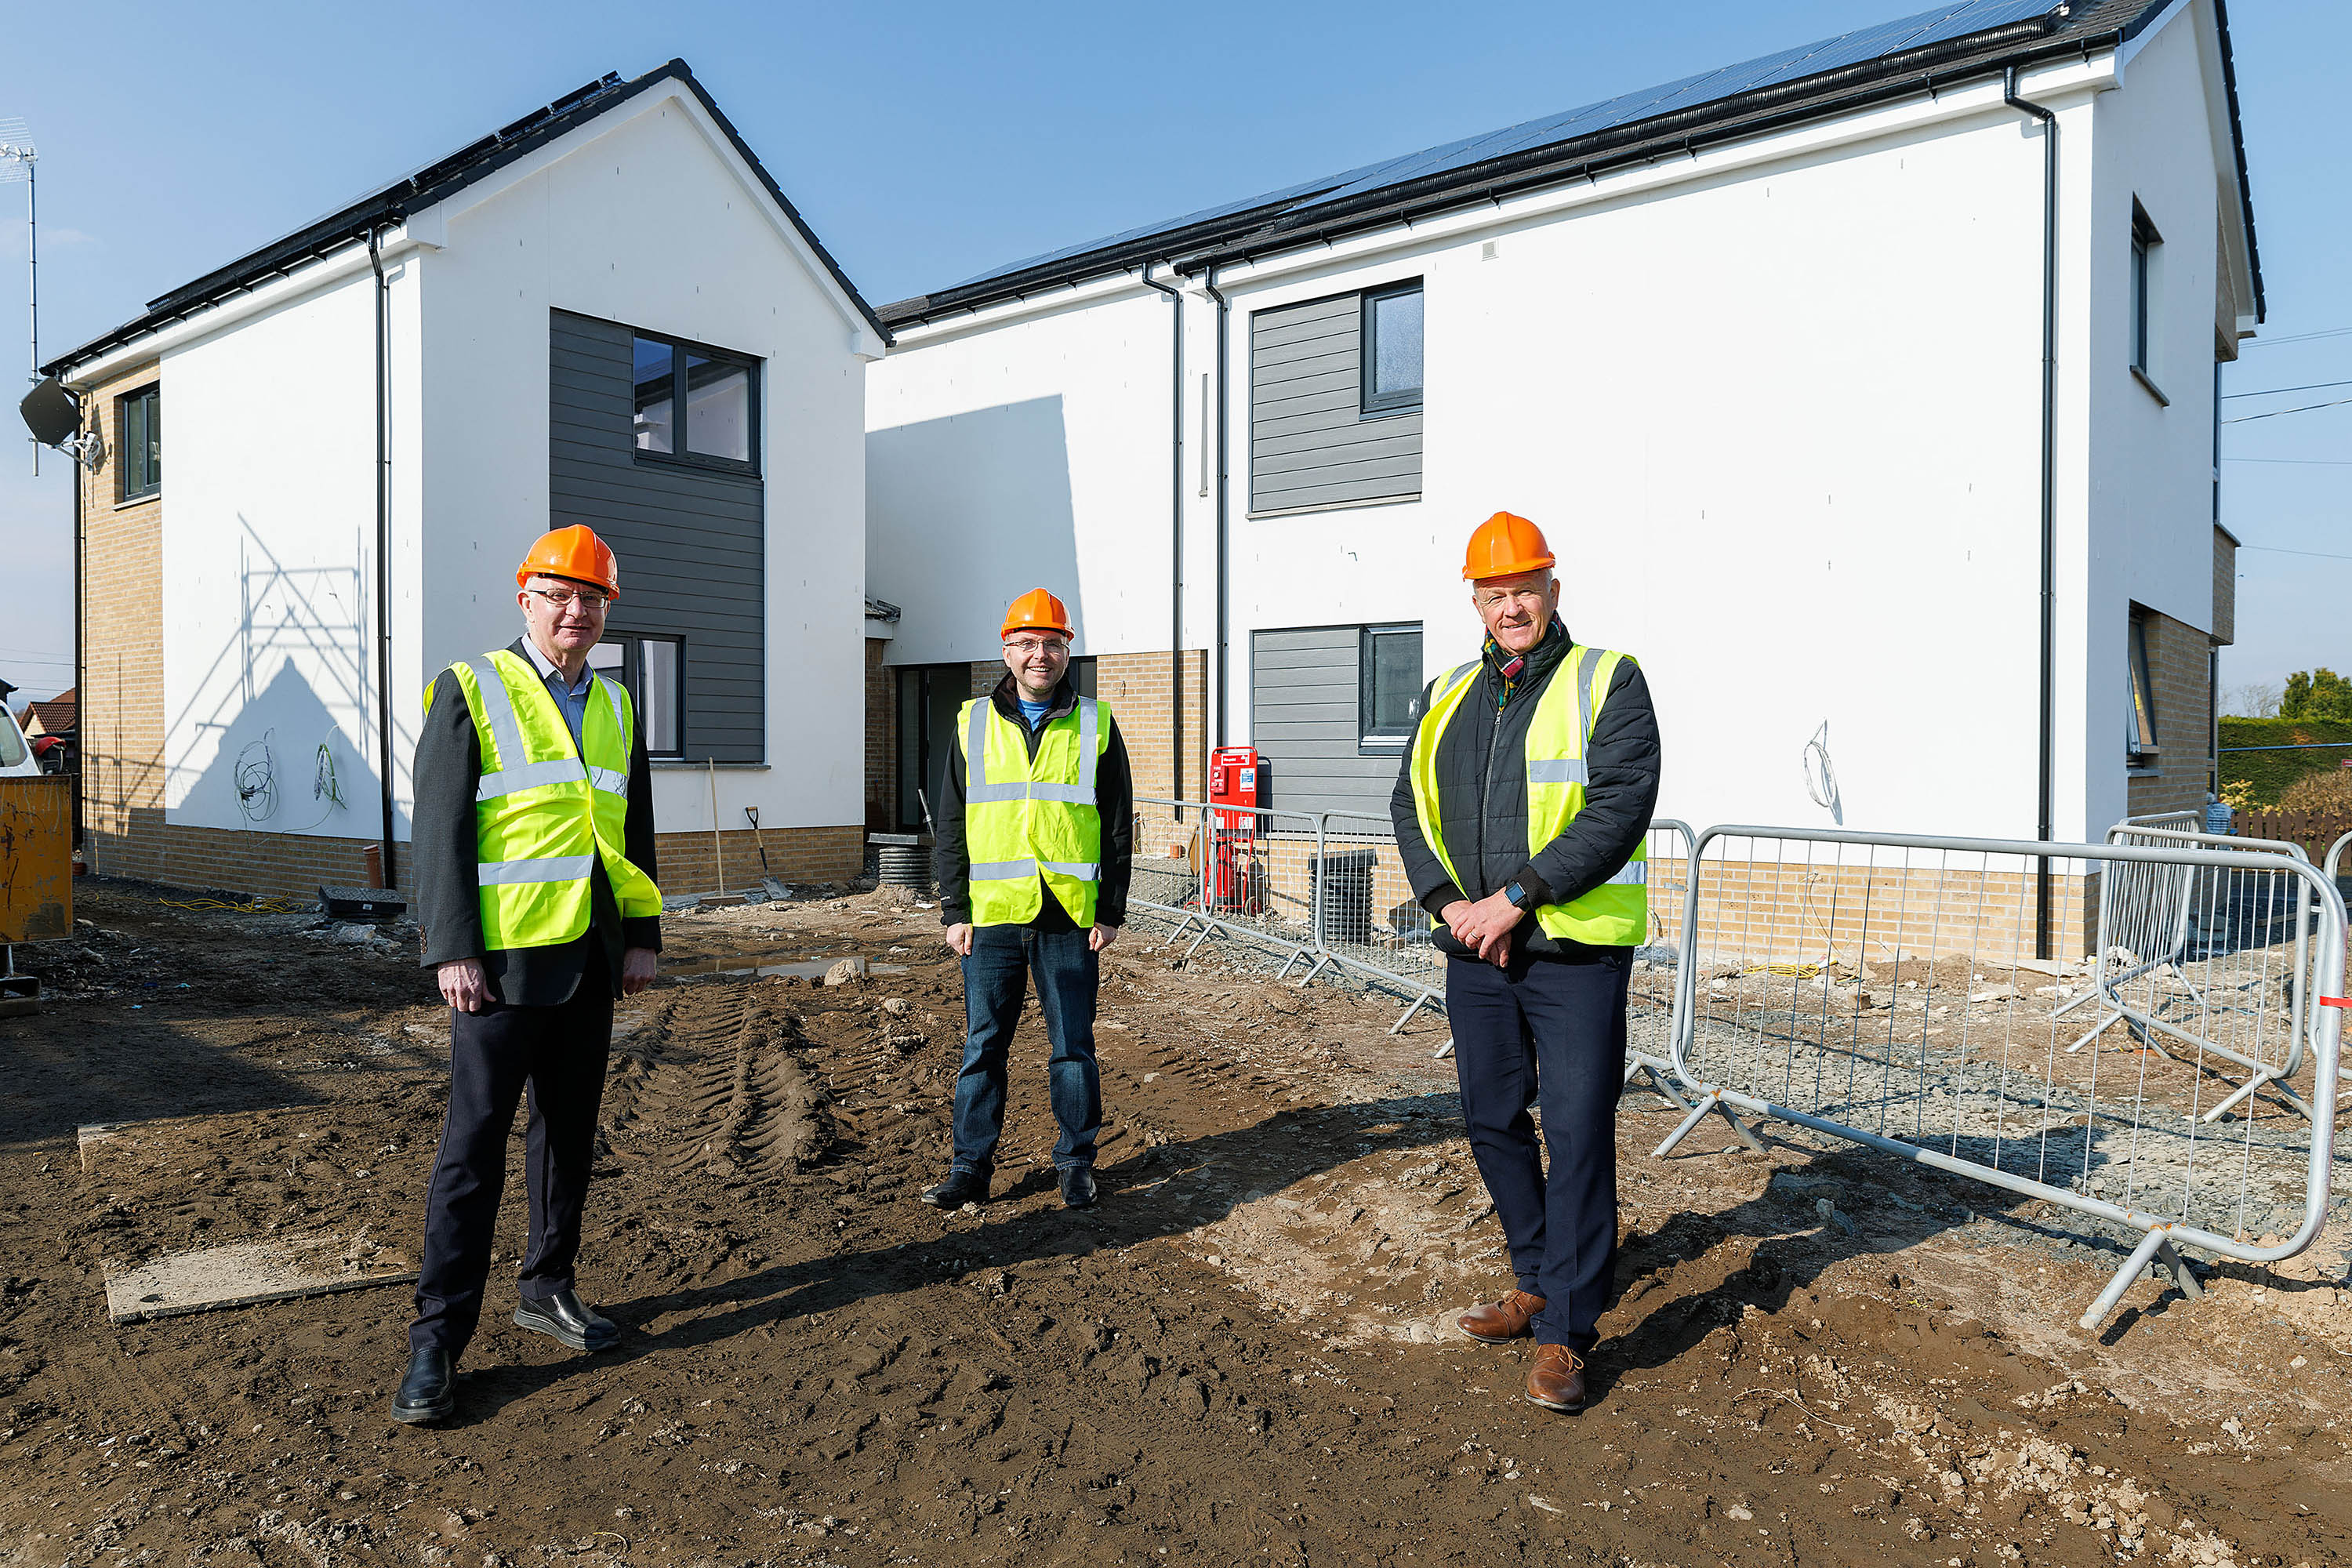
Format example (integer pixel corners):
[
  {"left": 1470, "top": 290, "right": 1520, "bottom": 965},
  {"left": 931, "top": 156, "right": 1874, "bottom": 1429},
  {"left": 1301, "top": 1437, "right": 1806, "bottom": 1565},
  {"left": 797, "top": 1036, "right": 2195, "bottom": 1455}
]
[
  {"left": 550, "top": 310, "right": 764, "bottom": 763},
  {"left": 1249, "top": 626, "right": 1412, "bottom": 819},
  {"left": 1249, "top": 293, "right": 1421, "bottom": 514}
]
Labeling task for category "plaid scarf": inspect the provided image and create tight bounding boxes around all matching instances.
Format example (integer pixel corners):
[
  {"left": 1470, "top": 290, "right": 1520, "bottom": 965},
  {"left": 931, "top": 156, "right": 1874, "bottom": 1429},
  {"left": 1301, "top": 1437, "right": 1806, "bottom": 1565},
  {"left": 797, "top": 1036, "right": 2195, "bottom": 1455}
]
[{"left": 1484, "top": 620, "right": 1566, "bottom": 711}]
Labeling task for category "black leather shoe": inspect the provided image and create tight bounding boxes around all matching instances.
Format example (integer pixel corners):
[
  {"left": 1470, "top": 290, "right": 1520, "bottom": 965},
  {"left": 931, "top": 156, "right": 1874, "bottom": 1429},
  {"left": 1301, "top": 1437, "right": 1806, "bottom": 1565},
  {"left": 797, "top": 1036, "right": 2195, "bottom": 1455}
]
[
  {"left": 1058, "top": 1166, "right": 1098, "bottom": 1210},
  {"left": 390, "top": 1346, "right": 456, "bottom": 1424},
  {"left": 514, "top": 1288, "right": 619, "bottom": 1352},
  {"left": 920, "top": 1169, "right": 989, "bottom": 1209}
]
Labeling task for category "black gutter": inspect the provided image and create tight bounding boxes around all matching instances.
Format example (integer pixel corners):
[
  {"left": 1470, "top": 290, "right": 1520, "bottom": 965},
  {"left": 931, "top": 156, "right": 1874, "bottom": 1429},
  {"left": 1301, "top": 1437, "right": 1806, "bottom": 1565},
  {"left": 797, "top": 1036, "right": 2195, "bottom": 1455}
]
[
  {"left": 2209, "top": 0, "right": 2263, "bottom": 320},
  {"left": 1137, "top": 263, "right": 1187, "bottom": 800},
  {"left": 1198, "top": 263, "right": 1231, "bottom": 750},
  {"left": 887, "top": 13, "right": 2082, "bottom": 328},
  {"left": 2004, "top": 67, "right": 2060, "bottom": 963},
  {"left": 368, "top": 228, "right": 398, "bottom": 892}
]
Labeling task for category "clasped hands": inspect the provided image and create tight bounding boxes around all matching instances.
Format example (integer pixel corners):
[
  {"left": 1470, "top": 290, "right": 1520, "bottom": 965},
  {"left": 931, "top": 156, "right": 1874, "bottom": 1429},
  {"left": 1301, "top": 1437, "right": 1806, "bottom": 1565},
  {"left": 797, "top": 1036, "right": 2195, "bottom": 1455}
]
[
  {"left": 436, "top": 947, "right": 660, "bottom": 1012},
  {"left": 1439, "top": 887, "right": 1527, "bottom": 968}
]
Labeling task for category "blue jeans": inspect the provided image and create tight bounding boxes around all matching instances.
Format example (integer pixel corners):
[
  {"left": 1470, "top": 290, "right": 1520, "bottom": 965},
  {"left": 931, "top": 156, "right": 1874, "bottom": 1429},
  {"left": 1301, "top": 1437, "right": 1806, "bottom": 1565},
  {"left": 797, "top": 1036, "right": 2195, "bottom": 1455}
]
[
  {"left": 952, "top": 924, "right": 1102, "bottom": 1175},
  {"left": 1446, "top": 949, "right": 1631, "bottom": 1352}
]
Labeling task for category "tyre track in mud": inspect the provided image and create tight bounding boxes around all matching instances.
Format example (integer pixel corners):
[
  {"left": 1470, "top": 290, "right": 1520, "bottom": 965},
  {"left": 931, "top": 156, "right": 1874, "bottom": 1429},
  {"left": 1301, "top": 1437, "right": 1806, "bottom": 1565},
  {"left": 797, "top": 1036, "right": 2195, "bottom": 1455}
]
[{"left": 5, "top": 890, "right": 2352, "bottom": 1566}]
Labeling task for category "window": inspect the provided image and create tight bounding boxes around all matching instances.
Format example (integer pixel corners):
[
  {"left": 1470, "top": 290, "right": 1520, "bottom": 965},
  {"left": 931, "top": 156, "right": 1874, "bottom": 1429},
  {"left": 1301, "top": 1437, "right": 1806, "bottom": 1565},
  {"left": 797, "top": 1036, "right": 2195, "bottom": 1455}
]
[
  {"left": 2127, "top": 609, "right": 2160, "bottom": 768},
  {"left": 630, "top": 329, "right": 757, "bottom": 471},
  {"left": 118, "top": 385, "right": 159, "bottom": 501},
  {"left": 590, "top": 633, "right": 686, "bottom": 758},
  {"left": 1358, "top": 624, "right": 1424, "bottom": 752},
  {"left": 2129, "top": 204, "right": 2161, "bottom": 383},
  {"left": 1067, "top": 656, "right": 1098, "bottom": 700},
  {"left": 1361, "top": 282, "right": 1424, "bottom": 416}
]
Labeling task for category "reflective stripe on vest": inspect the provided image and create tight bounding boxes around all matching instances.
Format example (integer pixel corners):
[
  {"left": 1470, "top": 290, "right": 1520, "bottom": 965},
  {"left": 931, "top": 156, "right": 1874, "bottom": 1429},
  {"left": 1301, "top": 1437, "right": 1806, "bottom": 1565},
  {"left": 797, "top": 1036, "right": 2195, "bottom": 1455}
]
[
  {"left": 1407, "top": 642, "right": 1647, "bottom": 948},
  {"left": 960, "top": 694, "right": 1111, "bottom": 928},
  {"left": 435, "top": 649, "right": 662, "bottom": 950}
]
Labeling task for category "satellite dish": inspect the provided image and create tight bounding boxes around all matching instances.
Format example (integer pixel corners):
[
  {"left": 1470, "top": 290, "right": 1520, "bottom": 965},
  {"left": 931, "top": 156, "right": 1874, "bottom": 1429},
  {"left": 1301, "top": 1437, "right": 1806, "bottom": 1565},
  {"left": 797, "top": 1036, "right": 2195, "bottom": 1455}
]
[{"left": 19, "top": 376, "right": 79, "bottom": 448}]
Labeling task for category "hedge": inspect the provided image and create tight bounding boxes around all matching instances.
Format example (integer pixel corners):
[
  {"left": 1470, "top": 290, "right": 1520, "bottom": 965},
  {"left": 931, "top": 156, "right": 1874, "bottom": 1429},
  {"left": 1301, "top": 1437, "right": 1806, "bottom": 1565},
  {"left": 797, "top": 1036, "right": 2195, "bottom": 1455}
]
[{"left": 2217, "top": 717, "right": 2352, "bottom": 807}]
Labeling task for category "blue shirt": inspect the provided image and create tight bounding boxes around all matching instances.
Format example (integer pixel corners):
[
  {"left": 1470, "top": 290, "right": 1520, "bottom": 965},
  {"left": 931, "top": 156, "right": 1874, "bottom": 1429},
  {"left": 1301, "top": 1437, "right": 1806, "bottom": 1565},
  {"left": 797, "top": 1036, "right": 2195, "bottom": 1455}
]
[
  {"left": 521, "top": 637, "right": 594, "bottom": 753},
  {"left": 1017, "top": 695, "right": 1052, "bottom": 730}
]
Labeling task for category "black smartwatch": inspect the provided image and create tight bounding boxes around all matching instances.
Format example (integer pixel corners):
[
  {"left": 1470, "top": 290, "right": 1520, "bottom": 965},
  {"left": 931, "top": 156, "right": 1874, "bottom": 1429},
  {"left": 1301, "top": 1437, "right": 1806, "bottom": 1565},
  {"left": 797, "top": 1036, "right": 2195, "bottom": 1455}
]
[{"left": 1503, "top": 881, "right": 1532, "bottom": 911}]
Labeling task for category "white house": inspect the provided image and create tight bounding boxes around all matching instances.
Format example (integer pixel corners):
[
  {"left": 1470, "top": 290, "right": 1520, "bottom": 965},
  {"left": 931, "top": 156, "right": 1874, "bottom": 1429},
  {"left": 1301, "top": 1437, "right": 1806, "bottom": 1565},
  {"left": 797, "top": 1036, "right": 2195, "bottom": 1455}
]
[
  {"left": 45, "top": 60, "right": 886, "bottom": 898},
  {"left": 866, "top": 0, "right": 2259, "bottom": 871}
]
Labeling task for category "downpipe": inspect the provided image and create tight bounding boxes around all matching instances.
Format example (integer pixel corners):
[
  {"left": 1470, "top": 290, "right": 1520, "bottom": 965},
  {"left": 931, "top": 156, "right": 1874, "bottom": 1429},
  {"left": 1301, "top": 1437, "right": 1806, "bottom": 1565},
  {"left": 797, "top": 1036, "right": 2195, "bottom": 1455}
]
[
  {"left": 368, "top": 227, "right": 397, "bottom": 891},
  {"left": 2004, "top": 66, "right": 2059, "bottom": 961},
  {"left": 1138, "top": 263, "right": 1186, "bottom": 801},
  {"left": 1200, "top": 263, "right": 1231, "bottom": 749}
]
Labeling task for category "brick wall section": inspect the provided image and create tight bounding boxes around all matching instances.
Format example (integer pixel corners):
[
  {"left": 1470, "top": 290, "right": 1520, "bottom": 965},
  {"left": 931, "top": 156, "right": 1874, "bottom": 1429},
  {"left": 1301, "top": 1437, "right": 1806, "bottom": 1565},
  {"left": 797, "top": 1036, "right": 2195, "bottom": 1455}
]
[
  {"left": 653, "top": 823, "right": 864, "bottom": 898},
  {"left": 2127, "top": 604, "right": 2216, "bottom": 818},
  {"left": 865, "top": 639, "right": 894, "bottom": 832},
  {"left": 2212, "top": 528, "right": 2236, "bottom": 648},
  {"left": 1097, "top": 650, "right": 1207, "bottom": 805},
  {"left": 78, "top": 360, "right": 168, "bottom": 886}
]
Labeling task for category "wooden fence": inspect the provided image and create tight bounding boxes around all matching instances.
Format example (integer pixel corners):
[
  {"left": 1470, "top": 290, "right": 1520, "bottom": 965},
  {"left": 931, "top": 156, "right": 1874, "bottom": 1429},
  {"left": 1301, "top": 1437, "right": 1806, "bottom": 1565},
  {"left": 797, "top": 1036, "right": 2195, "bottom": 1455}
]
[{"left": 2230, "top": 808, "right": 2352, "bottom": 868}]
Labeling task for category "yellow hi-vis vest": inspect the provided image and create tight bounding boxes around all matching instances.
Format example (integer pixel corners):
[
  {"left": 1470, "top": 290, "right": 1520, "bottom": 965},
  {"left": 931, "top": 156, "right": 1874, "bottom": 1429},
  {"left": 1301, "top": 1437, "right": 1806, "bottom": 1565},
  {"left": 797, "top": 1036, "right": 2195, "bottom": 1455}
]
[
  {"left": 1408, "top": 644, "right": 1647, "bottom": 947},
  {"left": 428, "top": 648, "right": 663, "bottom": 951},
  {"left": 956, "top": 694, "right": 1111, "bottom": 927}
]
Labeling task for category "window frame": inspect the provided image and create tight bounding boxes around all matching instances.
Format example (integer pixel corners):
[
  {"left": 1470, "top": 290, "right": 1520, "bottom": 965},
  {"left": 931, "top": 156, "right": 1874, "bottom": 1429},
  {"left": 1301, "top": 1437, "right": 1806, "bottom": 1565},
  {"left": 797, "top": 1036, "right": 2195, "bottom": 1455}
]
[
  {"left": 2126, "top": 608, "right": 2161, "bottom": 770},
  {"left": 1357, "top": 622, "right": 1425, "bottom": 754},
  {"left": 590, "top": 632, "right": 688, "bottom": 760},
  {"left": 118, "top": 384, "right": 160, "bottom": 503},
  {"left": 2129, "top": 202, "right": 2163, "bottom": 393},
  {"left": 1359, "top": 281, "right": 1425, "bottom": 418},
  {"left": 627, "top": 327, "right": 761, "bottom": 477}
]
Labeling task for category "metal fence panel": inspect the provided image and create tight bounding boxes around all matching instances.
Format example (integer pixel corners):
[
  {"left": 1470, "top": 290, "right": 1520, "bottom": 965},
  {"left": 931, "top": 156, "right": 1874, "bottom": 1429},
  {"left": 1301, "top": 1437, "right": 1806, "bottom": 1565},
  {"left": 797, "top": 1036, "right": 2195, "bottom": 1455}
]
[{"left": 1660, "top": 825, "right": 2347, "bottom": 1329}]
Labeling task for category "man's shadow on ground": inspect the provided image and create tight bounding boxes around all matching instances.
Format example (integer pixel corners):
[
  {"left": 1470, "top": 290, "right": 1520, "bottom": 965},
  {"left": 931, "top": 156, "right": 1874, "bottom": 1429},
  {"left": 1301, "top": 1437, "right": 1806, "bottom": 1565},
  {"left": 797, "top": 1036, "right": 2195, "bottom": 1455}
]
[{"left": 453, "top": 1089, "right": 2189, "bottom": 1421}]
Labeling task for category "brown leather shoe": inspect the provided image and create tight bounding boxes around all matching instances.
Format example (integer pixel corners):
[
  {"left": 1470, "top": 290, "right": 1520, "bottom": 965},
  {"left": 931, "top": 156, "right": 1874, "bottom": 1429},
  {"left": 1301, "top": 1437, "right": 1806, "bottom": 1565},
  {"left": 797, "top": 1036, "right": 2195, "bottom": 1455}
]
[
  {"left": 1457, "top": 1289, "right": 1546, "bottom": 1345},
  {"left": 1525, "top": 1345, "right": 1587, "bottom": 1413}
]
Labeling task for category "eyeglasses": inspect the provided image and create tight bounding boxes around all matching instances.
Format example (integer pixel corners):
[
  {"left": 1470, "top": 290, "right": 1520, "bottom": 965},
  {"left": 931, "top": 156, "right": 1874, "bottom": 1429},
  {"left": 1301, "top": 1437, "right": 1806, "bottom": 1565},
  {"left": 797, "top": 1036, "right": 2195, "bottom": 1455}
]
[
  {"left": 1004, "top": 637, "right": 1069, "bottom": 657},
  {"left": 524, "top": 586, "right": 611, "bottom": 612}
]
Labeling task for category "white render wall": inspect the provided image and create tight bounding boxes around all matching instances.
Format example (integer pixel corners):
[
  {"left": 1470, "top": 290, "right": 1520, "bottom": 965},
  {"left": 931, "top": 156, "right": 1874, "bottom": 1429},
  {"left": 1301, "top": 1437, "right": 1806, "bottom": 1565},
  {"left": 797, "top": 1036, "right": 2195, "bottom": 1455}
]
[
  {"left": 2079, "top": 0, "right": 2232, "bottom": 832},
  {"left": 416, "top": 85, "right": 873, "bottom": 840},
  {"left": 158, "top": 259, "right": 426, "bottom": 840},
  {"left": 873, "top": 68, "right": 2158, "bottom": 841}
]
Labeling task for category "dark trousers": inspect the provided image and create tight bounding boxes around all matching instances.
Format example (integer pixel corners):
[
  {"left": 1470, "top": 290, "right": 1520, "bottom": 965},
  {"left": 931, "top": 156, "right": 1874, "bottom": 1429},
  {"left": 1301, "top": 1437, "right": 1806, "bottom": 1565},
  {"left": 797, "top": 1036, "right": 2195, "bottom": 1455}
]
[
  {"left": 408, "top": 951, "right": 613, "bottom": 1356},
  {"left": 1446, "top": 949, "right": 1631, "bottom": 1352},
  {"left": 952, "top": 924, "right": 1101, "bottom": 1175}
]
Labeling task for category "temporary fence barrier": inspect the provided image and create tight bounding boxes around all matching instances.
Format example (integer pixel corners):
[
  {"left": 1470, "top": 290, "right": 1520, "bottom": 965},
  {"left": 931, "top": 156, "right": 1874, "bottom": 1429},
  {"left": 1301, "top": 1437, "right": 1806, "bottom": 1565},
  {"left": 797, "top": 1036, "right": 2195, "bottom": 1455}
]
[
  {"left": 2052, "top": 822, "right": 2321, "bottom": 1123},
  {"left": 1127, "top": 798, "right": 1697, "bottom": 1051},
  {"left": 1657, "top": 825, "right": 2346, "bottom": 1329}
]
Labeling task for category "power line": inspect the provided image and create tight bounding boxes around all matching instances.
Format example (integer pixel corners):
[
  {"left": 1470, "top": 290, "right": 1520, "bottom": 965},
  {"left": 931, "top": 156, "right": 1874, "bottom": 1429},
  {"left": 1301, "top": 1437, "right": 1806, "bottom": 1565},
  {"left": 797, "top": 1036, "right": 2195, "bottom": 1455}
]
[
  {"left": 2222, "top": 394, "right": 2352, "bottom": 425},
  {"left": 2238, "top": 544, "right": 2352, "bottom": 564},
  {"left": 2222, "top": 378, "right": 2352, "bottom": 400},
  {"left": 2246, "top": 325, "right": 2352, "bottom": 347},
  {"left": 2221, "top": 456, "right": 2352, "bottom": 466}
]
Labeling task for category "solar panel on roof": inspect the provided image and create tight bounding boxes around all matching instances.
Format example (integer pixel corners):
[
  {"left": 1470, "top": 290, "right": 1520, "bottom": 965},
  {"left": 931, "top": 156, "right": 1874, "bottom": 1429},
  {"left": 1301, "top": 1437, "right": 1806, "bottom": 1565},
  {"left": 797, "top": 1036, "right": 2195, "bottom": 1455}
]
[{"left": 949, "top": 0, "right": 2062, "bottom": 293}]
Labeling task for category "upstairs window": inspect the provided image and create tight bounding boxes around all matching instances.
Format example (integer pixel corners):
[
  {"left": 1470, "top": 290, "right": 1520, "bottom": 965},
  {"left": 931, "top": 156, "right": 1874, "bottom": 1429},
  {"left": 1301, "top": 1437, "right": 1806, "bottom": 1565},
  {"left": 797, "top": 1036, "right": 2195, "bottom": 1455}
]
[
  {"left": 1362, "top": 282, "right": 1424, "bottom": 416},
  {"left": 630, "top": 329, "right": 758, "bottom": 473},
  {"left": 2129, "top": 202, "right": 2163, "bottom": 394},
  {"left": 118, "top": 385, "right": 160, "bottom": 501}
]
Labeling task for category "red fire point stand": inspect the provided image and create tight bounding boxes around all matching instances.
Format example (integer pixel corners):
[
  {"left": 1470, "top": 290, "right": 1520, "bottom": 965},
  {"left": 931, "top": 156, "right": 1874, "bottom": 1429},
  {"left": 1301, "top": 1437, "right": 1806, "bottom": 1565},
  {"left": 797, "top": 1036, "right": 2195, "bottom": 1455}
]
[{"left": 1205, "top": 746, "right": 1263, "bottom": 913}]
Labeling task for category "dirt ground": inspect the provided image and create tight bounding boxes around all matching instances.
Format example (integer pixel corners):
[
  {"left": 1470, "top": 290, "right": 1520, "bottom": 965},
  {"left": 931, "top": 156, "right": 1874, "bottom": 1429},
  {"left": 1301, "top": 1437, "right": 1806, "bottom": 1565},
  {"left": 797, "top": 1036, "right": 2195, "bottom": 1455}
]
[{"left": 4, "top": 880, "right": 2352, "bottom": 1567}]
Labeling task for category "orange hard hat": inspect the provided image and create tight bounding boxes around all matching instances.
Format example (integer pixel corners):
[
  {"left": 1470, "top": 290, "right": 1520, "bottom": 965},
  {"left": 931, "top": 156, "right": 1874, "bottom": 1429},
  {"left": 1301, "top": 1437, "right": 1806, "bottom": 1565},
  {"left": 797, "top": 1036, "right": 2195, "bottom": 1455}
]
[
  {"left": 516, "top": 524, "right": 620, "bottom": 599},
  {"left": 1462, "top": 511, "right": 1555, "bottom": 582},
  {"left": 1002, "top": 588, "right": 1073, "bottom": 637}
]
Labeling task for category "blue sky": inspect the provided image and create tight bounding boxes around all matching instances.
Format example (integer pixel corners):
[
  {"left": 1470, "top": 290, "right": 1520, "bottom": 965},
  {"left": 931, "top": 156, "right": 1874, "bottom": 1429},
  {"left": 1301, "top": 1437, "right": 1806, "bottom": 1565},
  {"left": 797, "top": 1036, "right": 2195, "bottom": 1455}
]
[{"left": 1, "top": 0, "right": 2345, "bottom": 709}]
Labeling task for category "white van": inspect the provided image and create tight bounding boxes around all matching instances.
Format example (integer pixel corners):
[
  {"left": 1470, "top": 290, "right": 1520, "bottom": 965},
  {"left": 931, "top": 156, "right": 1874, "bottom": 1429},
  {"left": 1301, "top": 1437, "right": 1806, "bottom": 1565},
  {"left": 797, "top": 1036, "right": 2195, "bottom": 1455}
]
[{"left": 0, "top": 704, "right": 41, "bottom": 778}]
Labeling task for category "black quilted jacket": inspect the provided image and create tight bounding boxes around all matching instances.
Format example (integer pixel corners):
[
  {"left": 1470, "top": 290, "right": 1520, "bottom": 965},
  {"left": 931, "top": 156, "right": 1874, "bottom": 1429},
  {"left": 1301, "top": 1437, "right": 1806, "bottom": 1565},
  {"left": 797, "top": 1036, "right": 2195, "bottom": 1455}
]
[{"left": 1388, "top": 621, "right": 1661, "bottom": 961}]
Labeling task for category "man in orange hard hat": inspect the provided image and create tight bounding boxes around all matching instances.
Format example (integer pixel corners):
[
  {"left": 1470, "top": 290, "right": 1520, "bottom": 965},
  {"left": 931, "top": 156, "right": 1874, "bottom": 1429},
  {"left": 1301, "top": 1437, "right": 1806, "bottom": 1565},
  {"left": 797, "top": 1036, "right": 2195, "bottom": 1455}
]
[
  {"left": 393, "top": 523, "right": 662, "bottom": 1425},
  {"left": 1391, "top": 511, "right": 1660, "bottom": 1415},
  {"left": 925, "top": 588, "right": 1134, "bottom": 1212}
]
